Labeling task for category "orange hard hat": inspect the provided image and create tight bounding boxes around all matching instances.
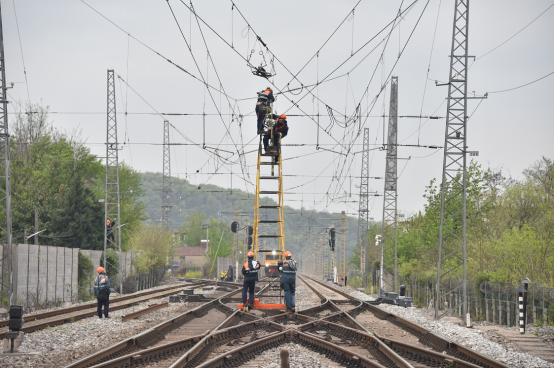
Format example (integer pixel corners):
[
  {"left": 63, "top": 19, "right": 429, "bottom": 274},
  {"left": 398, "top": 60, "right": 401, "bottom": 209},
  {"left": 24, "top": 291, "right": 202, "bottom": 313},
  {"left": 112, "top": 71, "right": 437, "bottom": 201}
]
[
  {"left": 97, "top": 267, "right": 105, "bottom": 274},
  {"left": 284, "top": 251, "right": 291, "bottom": 258},
  {"left": 280, "top": 114, "right": 286, "bottom": 120},
  {"left": 247, "top": 251, "right": 254, "bottom": 257}
]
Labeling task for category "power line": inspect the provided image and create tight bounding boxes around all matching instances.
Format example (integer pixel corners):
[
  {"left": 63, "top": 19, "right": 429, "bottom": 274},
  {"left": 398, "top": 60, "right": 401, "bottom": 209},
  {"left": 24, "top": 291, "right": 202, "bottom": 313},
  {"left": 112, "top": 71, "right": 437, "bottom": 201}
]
[
  {"left": 487, "top": 71, "right": 554, "bottom": 94},
  {"left": 80, "top": 0, "right": 238, "bottom": 101},
  {"left": 475, "top": 3, "right": 554, "bottom": 63},
  {"left": 11, "top": 0, "right": 30, "bottom": 102}
]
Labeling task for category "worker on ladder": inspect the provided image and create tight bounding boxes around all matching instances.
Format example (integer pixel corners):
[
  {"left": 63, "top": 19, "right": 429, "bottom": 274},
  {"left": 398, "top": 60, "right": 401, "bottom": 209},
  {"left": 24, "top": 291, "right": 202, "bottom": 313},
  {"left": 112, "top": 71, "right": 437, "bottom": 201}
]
[
  {"left": 278, "top": 251, "right": 297, "bottom": 313},
  {"left": 263, "top": 114, "right": 288, "bottom": 153},
  {"left": 256, "top": 87, "right": 274, "bottom": 134},
  {"left": 241, "top": 251, "right": 261, "bottom": 310}
]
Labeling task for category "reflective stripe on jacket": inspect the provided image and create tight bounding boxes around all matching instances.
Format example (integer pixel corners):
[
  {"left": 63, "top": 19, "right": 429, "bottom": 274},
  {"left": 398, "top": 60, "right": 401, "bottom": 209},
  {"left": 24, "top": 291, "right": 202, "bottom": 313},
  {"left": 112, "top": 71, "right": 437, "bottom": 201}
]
[
  {"left": 257, "top": 90, "right": 274, "bottom": 104},
  {"left": 279, "top": 258, "right": 297, "bottom": 283},
  {"left": 242, "top": 259, "right": 260, "bottom": 282}
]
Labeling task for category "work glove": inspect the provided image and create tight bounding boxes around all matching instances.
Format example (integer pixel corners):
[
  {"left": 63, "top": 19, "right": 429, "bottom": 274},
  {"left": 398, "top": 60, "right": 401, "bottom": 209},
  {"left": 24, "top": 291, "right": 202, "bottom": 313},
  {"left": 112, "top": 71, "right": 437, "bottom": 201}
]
[{"left": 279, "top": 267, "right": 283, "bottom": 271}]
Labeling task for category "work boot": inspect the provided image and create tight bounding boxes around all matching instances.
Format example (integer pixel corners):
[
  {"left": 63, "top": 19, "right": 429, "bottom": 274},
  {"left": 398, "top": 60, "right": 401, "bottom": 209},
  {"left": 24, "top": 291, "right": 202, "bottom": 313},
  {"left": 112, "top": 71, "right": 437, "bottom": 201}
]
[
  {"left": 98, "top": 315, "right": 102, "bottom": 319},
  {"left": 248, "top": 303, "right": 254, "bottom": 310},
  {"left": 104, "top": 316, "right": 110, "bottom": 319}
]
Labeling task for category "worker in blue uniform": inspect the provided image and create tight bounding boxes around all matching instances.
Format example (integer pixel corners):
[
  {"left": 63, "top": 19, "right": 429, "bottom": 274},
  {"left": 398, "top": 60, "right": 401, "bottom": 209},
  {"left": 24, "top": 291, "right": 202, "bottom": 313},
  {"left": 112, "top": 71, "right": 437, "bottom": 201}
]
[
  {"left": 241, "top": 251, "right": 260, "bottom": 310},
  {"left": 256, "top": 87, "right": 274, "bottom": 134},
  {"left": 278, "top": 251, "right": 297, "bottom": 313}
]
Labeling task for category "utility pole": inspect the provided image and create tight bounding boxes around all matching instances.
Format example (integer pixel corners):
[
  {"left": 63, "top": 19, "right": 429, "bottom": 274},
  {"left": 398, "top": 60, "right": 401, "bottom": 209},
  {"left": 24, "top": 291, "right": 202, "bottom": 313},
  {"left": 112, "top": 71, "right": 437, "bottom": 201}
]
[
  {"left": 104, "top": 69, "right": 122, "bottom": 294},
  {"left": 162, "top": 120, "right": 173, "bottom": 274},
  {"left": 436, "top": 0, "right": 485, "bottom": 319},
  {"left": 34, "top": 209, "right": 38, "bottom": 245},
  {"left": 380, "top": 76, "right": 399, "bottom": 295},
  {"left": 341, "top": 211, "right": 346, "bottom": 282},
  {"left": 233, "top": 206, "right": 238, "bottom": 280},
  {"left": 358, "top": 127, "right": 370, "bottom": 287},
  {"left": 0, "top": 2, "right": 13, "bottom": 306}
]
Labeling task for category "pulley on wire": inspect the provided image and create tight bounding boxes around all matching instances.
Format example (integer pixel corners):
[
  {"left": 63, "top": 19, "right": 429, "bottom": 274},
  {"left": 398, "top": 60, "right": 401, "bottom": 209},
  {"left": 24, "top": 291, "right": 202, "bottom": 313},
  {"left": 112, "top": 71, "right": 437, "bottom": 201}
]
[{"left": 247, "top": 36, "right": 276, "bottom": 79}]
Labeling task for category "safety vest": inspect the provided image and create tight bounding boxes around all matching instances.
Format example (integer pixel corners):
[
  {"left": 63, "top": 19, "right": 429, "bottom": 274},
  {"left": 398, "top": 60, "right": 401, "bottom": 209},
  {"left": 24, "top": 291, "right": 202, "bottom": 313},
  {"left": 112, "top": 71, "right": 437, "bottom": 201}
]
[
  {"left": 257, "top": 90, "right": 271, "bottom": 104},
  {"left": 282, "top": 259, "right": 297, "bottom": 273},
  {"left": 244, "top": 260, "right": 259, "bottom": 274},
  {"left": 95, "top": 275, "right": 109, "bottom": 290}
]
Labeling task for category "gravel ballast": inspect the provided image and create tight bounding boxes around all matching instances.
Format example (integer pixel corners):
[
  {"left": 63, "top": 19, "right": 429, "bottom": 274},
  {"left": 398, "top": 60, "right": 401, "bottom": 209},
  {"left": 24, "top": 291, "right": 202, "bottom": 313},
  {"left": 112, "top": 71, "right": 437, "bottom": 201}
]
[
  {"left": 0, "top": 281, "right": 208, "bottom": 368},
  {"left": 376, "top": 304, "right": 554, "bottom": 368}
]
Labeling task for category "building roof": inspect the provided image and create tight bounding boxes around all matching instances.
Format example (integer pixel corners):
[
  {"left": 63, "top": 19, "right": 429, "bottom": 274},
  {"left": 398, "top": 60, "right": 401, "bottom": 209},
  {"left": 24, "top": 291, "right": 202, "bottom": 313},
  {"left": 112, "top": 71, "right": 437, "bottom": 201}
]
[{"left": 175, "top": 245, "right": 207, "bottom": 257}]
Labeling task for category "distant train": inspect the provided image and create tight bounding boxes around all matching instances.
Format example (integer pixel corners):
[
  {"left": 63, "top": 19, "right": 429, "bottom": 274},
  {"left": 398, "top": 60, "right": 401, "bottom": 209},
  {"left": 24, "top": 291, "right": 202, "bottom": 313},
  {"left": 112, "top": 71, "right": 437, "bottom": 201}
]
[{"left": 263, "top": 251, "right": 282, "bottom": 277}]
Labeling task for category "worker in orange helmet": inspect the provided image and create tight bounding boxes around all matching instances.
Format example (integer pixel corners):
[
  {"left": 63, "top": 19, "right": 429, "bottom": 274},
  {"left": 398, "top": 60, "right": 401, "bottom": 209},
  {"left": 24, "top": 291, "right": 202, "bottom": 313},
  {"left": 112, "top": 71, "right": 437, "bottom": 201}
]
[
  {"left": 94, "top": 267, "right": 111, "bottom": 318},
  {"left": 278, "top": 251, "right": 297, "bottom": 312},
  {"left": 255, "top": 87, "right": 275, "bottom": 134},
  {"left": 241, "top": 251, "right": 260, "bottom": 310},
  {"left": 263, "top": 114, "right": 288, "bottom": 154}
]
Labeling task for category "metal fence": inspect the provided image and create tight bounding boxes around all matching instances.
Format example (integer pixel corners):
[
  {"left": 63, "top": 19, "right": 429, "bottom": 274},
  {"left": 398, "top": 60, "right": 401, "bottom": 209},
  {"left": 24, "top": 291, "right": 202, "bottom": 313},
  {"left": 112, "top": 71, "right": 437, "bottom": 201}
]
[{"left": 399, "top": 276, "right": 554, "bottom": 326}]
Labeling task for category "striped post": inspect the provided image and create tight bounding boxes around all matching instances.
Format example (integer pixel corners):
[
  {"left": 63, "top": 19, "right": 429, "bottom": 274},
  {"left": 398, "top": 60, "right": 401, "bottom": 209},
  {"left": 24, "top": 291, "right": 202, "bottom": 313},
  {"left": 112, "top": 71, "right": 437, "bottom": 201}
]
[{"left": 516, "top": 286, "right": 527, "bottom": 334}]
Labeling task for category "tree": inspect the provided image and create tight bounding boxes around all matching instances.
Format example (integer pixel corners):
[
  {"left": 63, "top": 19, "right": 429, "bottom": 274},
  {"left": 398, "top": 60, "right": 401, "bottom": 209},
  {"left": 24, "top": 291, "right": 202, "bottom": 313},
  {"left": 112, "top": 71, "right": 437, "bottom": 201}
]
[
  {"left": 6, "top": 102, "right": 147, "bottom": 251},
  {"left": 50, "top": 176, "right": 104, "bottom": 249},
  {"left": 129, "top": 224, "right": 172, "bottom": 273}
]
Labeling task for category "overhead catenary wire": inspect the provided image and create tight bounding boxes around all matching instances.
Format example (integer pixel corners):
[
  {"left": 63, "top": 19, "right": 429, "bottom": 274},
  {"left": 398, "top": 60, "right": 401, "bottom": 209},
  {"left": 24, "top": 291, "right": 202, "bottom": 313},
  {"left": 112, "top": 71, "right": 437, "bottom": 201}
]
[
  {"left": 486, "top": 71, "right": 554, "bottom": 94},
  {"left": 11, "top": 0, "right": 31, "bottom": 102},
  {"left": 474, "top": 3, "right": 554, "bottom": 64},
  {"left": 80, "top": 0, "right": 238, "bottom": 101}
]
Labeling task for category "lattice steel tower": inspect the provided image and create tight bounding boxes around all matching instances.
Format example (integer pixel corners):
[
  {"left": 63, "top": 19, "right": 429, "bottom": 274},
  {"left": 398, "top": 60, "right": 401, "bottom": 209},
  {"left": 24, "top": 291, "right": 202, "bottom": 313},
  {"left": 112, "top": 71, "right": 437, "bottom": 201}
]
[
  {"left": 104, "top": 69, "right": 122, "bottom": 293},
  {"left": 357, "top": 128, "right": 370, "bottom": 282},
  {"left": 0, "top": 2, "right": 13, "bottom": 305},
  {"left": 435, "top": 0, "right": 485, "bottom": 319},
  {"left": 380, "top": 76, "right": 398, "bottom": 294},
  {"left": 162, "top": 120, "right": 173, "bottom": 268}
]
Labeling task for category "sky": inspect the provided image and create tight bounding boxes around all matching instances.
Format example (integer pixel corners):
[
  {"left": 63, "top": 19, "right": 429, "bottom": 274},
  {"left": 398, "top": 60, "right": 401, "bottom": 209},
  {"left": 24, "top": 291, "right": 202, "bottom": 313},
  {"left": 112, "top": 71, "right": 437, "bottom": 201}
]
[{"left": 2, "top": 0, "right": 553, "bottom": 225}]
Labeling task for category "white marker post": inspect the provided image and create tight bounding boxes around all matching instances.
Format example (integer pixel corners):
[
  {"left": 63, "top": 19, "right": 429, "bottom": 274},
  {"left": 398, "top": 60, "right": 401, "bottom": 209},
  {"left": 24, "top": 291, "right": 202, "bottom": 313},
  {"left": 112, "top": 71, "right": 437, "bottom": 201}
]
[{"left": 516, "top": 286, "right": 527, "bottom": 334}]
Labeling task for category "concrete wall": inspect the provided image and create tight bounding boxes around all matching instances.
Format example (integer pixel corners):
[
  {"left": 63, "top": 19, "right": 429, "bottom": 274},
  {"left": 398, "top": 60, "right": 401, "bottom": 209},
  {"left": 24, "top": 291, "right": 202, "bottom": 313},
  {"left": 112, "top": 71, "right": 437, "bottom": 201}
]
[
  {"left": 13, "top": 245, "right": 140, "bottom": 306},
  {"left": 183, "top": 256, "right": 207, "bottom": 267},
  {"left": 13, "top": 244, "right": 77, "bottom": 304},
  {"left": 217, "top": 257, "right": 234, "bottom": 279}
]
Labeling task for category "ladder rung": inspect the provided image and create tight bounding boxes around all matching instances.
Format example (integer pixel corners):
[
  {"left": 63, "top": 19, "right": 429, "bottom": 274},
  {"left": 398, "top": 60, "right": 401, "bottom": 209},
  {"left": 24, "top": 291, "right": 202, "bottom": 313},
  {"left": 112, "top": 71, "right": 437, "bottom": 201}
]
[
  {"left": 260, "top": 191, "right": 279, "bottom": 194},
  {"left": 258, "top": 220, "right": 281, "bottom": 224},
  {"left": 260, "top": 176, "right": 279, "bottom": 179},
  {"left": 261, "top": 153, "right": 279, "bottom": 157},
  {"left": 260, "top": 162, "right": 280, "bottom": 166},
  {"left": 260, "top": 206, "right": 279, "bottom": 209},
  {"left": 258, "top": 235, "right": 281, "bottom": 238}
]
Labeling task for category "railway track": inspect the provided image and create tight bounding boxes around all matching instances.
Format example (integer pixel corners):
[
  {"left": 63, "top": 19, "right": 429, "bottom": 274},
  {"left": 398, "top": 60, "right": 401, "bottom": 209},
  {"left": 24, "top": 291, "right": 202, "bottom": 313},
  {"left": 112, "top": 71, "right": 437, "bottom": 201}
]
[
  {"left": 0, "top": 280, "right": 234, "bottom": 339},
  {"left": 59, "top": 275, "right": 511, "bottom": 368},
  {"left": 298, "top": 274, "right": 510, "bottom": 368}
]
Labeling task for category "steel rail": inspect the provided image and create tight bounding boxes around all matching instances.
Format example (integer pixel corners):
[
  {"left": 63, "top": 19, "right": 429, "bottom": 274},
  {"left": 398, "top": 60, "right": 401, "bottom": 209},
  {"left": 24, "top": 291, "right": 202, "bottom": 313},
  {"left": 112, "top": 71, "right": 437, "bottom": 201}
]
[
  {"left": 63, "top": 286, "right": 243, "bottom": 368},
  {"left": 121, "top": 302, "right": 169, "bottom": 322},
  {"left": 300, "top": 274, "right": 510, "bottom": 368},
  {"left": 84, "top": 319, "right": 286, "bottom": 368},
  {"left": 299, "top": 319, "right": 483, "bottom": 368},
  {"left": 194, "top": 330, "right": 390, "bottom": 368},
  {"left": 298, "top": 274, "right": 412, "bottom": 368},
  {"left": 0, "top": 281, "right": 209, "bottom": 328}
]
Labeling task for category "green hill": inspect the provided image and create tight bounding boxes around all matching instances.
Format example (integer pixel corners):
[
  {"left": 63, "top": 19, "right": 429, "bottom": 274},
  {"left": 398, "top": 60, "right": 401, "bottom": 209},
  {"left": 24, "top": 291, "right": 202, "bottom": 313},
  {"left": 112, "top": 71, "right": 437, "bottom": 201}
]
[{"left": 140, "top": 172, "right": 367, "bottom": 258}]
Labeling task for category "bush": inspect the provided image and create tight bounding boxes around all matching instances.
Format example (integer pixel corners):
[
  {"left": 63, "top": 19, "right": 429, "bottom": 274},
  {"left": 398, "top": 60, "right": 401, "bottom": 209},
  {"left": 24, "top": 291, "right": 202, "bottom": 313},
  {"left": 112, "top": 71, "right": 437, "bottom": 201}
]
[
  {"left": 78, "top": 251, "right": 95, "bottom": 301},
  {"left": 183, "top": 270, "right": 202, "bottom": 279}
]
